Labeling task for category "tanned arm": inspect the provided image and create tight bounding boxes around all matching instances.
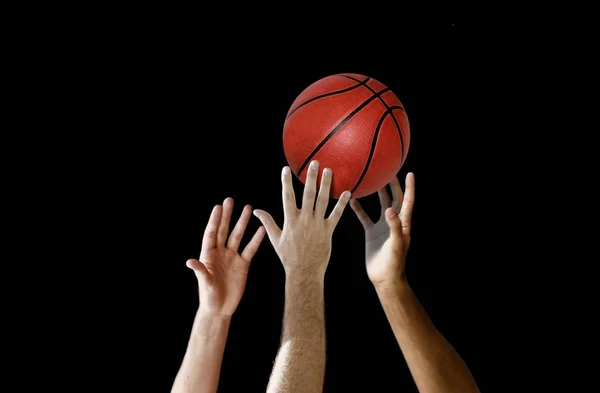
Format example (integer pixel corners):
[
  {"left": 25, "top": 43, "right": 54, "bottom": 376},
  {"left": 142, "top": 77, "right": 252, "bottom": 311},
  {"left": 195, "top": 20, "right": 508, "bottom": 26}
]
[{"left": 350, "top": 173, "right": 480, "bottom": 393}]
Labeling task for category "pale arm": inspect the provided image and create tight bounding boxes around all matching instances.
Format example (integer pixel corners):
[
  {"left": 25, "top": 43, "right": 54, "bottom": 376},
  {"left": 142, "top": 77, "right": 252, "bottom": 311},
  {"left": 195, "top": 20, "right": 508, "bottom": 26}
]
[
  {"left": 171, "top": 199, "right": 265, "bottom": 393},
  {"left": 171, "top": 310, "right": 231, "bottom": 393}
]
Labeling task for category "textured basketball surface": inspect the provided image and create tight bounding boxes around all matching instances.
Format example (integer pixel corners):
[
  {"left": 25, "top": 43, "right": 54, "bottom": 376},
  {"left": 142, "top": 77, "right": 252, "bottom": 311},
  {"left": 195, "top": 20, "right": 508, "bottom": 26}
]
[{"left": 282, "top": 73, "right": 410, "bottom": 199}]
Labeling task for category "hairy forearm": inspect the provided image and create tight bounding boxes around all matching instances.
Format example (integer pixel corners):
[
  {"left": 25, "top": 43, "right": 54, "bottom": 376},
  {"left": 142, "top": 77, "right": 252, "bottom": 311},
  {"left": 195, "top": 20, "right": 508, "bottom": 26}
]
[
  {"left": 171, "top": 309, "right": 231, "bottom": 393},
  {"left": 267, "top": 271, "right": 326, "bottom": 393},
  {"left": 376, "top": 278, "right": 479, "bottom": 393}
]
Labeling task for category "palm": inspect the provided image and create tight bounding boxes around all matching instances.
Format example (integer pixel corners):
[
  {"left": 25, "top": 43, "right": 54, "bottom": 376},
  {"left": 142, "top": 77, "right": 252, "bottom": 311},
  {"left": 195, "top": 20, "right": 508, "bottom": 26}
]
[
  {"left": 364, "top": 218, "right": 395, "bottom": 282},
  {"left": 365, "top": 218, "right": 392, "bottom": 262},
  {"left": 199, "top": 247, "right": 250, "bottom": 315},
  {"left": 187, "top": 198, "right": 266, "bottom": 317},
  {"left": 350, "top": 174, "right": 415, "bottom": 285}
]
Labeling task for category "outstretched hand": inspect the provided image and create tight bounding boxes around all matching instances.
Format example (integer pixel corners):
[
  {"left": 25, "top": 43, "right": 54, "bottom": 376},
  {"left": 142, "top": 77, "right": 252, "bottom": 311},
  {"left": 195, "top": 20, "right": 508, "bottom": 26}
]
[
  {"left": 349, "top": 173, "right": 415, "bottom": 288},
  {"left": 253, "top": 161, "right": 351, "bottom": 279},
  {"left": 186, "top": 198, "right": 266, "bottom": 317}
]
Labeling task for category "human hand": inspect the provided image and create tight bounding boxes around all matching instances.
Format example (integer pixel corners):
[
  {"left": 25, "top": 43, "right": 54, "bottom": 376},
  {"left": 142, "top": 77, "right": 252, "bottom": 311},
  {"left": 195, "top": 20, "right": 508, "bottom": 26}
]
[
  {"left": 253, "top": 161, "right": 351, "bottom": 280},
  {"left": 186, "top": 198, "right": 266, "bottom": 317},
  {"left": 349, "top": 173, "right": 415, "bottom": 288}
]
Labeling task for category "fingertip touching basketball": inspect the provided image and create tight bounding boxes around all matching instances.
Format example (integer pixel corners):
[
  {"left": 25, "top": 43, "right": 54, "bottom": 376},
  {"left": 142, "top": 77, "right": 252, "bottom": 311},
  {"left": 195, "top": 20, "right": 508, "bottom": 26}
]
[{"left": 282, "top": 73, "right": 410, "bottom": 199}]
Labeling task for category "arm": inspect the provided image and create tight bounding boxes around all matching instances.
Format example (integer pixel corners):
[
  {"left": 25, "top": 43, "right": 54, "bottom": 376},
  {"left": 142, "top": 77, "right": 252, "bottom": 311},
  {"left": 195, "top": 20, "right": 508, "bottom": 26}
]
[
  {"left": 266, "top": 276, "right": 325, "bottom": 392},
  {"left": 172, "top": 198, "right": 266, "bottom": 393},
  {"left": 350, "top": 173, "right": 479, "bottom": 393},
  {"left": 254, "top": 161, "right": 350, "bottom": 393},
  {"left": 376, "top": 278, "right": 479, "bottom": 393},
  {"left": 173, "top": 309, "right": 231, "bottom": 393}
]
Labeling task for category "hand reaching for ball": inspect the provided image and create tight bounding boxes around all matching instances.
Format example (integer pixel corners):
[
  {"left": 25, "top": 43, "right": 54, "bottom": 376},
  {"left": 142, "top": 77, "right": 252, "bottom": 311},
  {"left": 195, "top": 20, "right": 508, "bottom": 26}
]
[
  {"left": 349, "top": 173, "right": 415, "bottom": 289},
  {"left": 253, "top": 161, "right": 351, "bottom": 279},
  {"left": 186, "top": 198, "right": 266, "bottom": 317}
]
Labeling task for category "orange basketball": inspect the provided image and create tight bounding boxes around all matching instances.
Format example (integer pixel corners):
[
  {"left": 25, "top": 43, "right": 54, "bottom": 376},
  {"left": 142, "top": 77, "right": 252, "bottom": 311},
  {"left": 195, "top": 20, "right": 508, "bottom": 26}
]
[{"left": 283, "top": 73, "right": 410, "bottom": 199}]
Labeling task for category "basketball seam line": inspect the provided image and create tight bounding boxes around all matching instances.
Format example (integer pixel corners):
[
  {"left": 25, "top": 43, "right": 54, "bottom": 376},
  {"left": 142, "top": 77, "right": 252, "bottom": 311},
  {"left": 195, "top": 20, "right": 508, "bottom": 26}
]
[
  {"left": 285, "top": 76, "right": 371, "bottom": 121},
  {"left": 339, "top": 74, "right": 406, "bottom": 112},
  {"left": 296, "top": 86, "right": 391, "bottom": 177},
  {"left": 339, "top": 74, "right": 407, "bottom": 168},
  {"left": 350, "top": 106, "right": 405, "bottom": 194}
]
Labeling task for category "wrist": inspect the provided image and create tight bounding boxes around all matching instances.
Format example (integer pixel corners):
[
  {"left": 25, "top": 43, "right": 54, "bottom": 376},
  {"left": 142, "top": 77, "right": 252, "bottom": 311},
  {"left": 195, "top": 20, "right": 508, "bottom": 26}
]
[
  {"left": 285, "top": 270, "right": 325, "bottom": 286},
  {"left": 193, "top": 307, "right": 231, "bottom": 343},
  {"left": 283, "top": 258, "right": 327, "bottom": 284},
  {"left": 373, "top": 274, "right": 410, "bottom": 299},
  {"left": 197, "top": 307, "right": 233, "bottom": 323}
]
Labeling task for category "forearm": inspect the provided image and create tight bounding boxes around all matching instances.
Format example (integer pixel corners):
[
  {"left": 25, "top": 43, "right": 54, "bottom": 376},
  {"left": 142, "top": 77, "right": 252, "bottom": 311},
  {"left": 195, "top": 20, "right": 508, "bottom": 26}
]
[
  {"left": 171, "top": 309, "right": 231, "bottom": 393},
  {"left": 267, "top": 272, "right": 326, "bottom": 393},
  {"left": 376, "top": 278, "right": 479, "bottom": 393}
]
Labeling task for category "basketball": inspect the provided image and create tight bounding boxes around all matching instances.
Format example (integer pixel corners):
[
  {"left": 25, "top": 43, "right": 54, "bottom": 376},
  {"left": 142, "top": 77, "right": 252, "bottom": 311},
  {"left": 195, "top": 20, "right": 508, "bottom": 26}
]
[{"left": 282, "top": 73, "right": 410, "bottom": 199}]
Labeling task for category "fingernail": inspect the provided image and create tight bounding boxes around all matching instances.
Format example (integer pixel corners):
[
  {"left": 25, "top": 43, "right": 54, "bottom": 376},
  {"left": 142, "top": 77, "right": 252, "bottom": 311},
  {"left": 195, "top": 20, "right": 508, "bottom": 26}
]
[
  {"left": 342, "top": 191, "right": 351, "bottom": 200},
  {"left": 283, "top": 166, "right": 290, "bottom": 175},
  {"left": 386, "top": 208, "right": 395, "bottom": 218},
  {"left": 310, "top": 160, "right": 318, "bottom": 169},
  {"left": 253, "top": 210, "right": 260, "bottom": 217},
  {"left": 324, "top": 168, "right": 331, "bottom": 175}
]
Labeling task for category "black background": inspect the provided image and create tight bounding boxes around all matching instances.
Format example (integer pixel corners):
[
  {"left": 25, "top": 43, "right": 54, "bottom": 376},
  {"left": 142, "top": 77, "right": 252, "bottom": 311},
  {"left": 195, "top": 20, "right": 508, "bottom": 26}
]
[{"left": 69, "top": 25, "right": 511, "bottom": 392}]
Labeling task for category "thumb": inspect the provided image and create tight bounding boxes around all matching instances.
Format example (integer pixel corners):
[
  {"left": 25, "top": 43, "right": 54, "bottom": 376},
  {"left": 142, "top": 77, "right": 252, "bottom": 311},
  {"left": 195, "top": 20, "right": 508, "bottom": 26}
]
[
  {"left": 385, "top": 208, "right": 403, "bottom": 239},
  {"left": 186, "top": 259, "right": 210, "bottom": 285},
  {"left": 253, "top": 209, "right": 281, "bottom": 243}
]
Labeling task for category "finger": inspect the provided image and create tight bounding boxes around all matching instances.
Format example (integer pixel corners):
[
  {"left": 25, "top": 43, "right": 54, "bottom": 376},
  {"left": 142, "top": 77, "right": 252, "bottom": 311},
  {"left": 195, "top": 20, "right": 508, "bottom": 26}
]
[
  {"left": 389, "top": 176, "right": 403, "bottom": 214},
  {"left": 384, "top": 208, "right": 403, "bottom": 238},
  {"left": 281, "top": 166, "right": 297, "bottom": 216},
  {"left": 241, "top": 226, "right": 266, "bottom": 261},
  {"left": 327, "top": 190, "right": 351, "bottom": 227},
  {"left": 349, "top": 198, "right": 373, "bottom": 229},
  {"left": 217, "top": 197, "right": 234, "bottom": 246},
  {"left": 201, "top": 205, "right": 222, "bottom": 252},
  {"left": 378, "top": 187, "right": 392, "bottom": 218},
  {"left": 186, "top": 259, "right": 211, "bottom": 286},
  {"left": 315, "top": 168, "right": 332, "bottom": 217},
  {"left": 399, "top": 172, "right": 415, "bottom": 235},
  {"left": 253, "top": 209, "right": 282, "bottom": 244},
  {"left": 227, "top": 204, "right": 252, "bottom": 251},
  {"left": 301, "top": 160, "right": 319, "bottom": 211}
]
